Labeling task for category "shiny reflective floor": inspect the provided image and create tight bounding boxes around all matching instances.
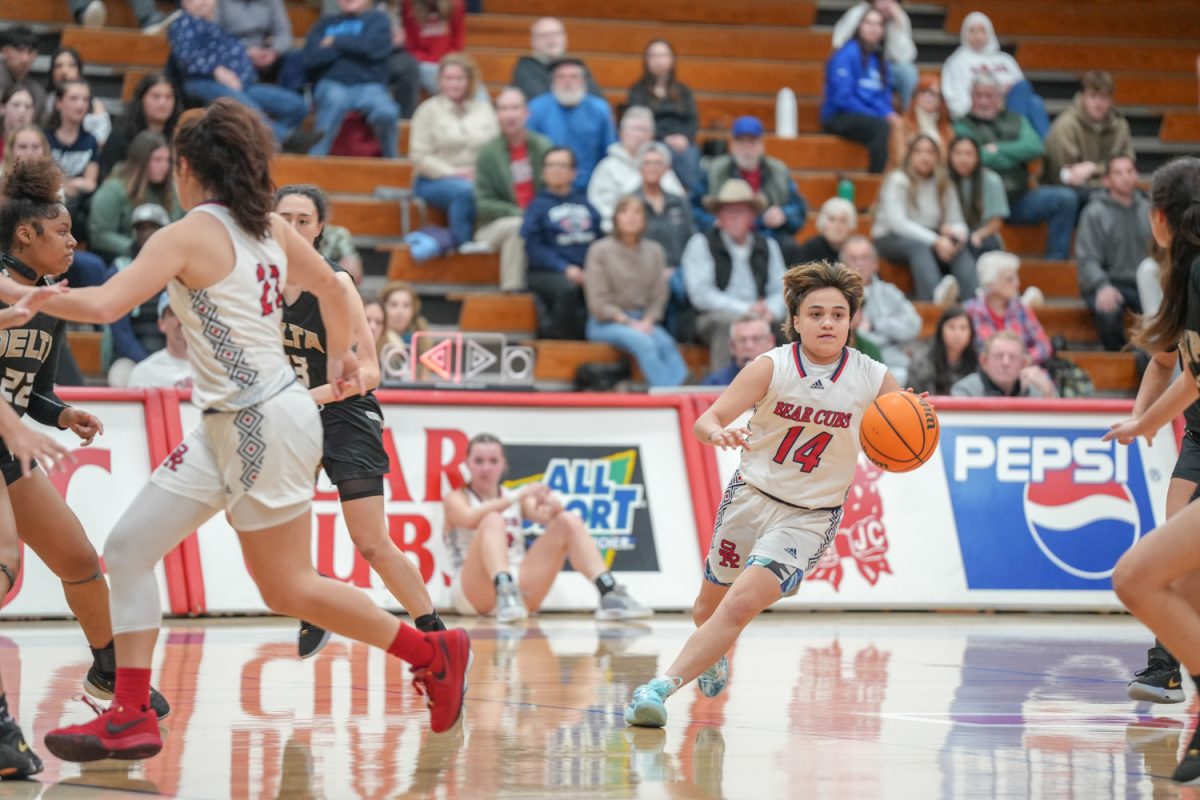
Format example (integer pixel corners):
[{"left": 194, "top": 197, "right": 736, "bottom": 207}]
[{"left": 0, "top": 614, "right": 1195, "bottom": 798}]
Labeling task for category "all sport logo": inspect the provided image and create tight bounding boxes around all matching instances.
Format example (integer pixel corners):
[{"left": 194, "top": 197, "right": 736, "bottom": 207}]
[
  {"left": 503, "top": 444, "right": 660, "bottom": 571},
  {"left": 942, "top": 427, "right": 1157, "bottom": 590}
]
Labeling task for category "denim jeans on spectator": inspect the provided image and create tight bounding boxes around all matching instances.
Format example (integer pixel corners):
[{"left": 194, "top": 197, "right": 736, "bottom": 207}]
[
  {"left": 184, "top": 79, "right": 306, "bottom": 144},
  {"left": 890, "top": 61, "right": 918, "bottom": 110},
  {"left": 414, "top": 176, "right": 477, "bottom": 247},
  {"left": 311, "top": 80, "right": 400, "bottom": 157},
  {"left": 586, "top": 311, "right": 688, "bottom": 387},
  {"left": 669, "top": 143, "right": 703, "bottom": 194},
  {"left": 1005, "top": 80, "right": 1051, "bottom": 139},
  {"left": 1008, "top": 187, "right": 1079, "bottom": 260},
  {"left": 823, "top": 113, "right": 891, "bottom": 173}
]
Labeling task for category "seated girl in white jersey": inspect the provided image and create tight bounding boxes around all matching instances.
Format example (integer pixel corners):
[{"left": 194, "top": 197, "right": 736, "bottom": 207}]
[
  {"left": 274, "top": 183, "right": 449, "bottom": 657},
  {"left": 0, "top": 100, "right": 470, "bottom": 762},
  {"left": 443, "top": 434, "right": 651, "bottom": 622},
  {"left": 625, "top": 261, "right": 903, "bottom": 728}
]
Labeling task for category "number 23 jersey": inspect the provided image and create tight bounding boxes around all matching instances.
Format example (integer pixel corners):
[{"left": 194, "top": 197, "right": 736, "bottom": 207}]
[{"left": 738, "top": 343, "right": 886, "bottom": 509}]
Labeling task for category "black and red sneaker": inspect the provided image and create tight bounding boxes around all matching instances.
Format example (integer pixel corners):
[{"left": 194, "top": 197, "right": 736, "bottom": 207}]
[
  {"left": 44, "top": 697, "right": 161, "bottom": 762},
  {"left": 410, "top": 628, "right": 470, "bottom": 733}
]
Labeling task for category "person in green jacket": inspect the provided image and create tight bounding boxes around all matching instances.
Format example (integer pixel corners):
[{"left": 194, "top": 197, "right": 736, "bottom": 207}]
[
  {"left": 472, "top": 87, "right": 553, "bottom": 291},
  {"left": 87, "top": 129, "right": 182, "bottom": 264}
]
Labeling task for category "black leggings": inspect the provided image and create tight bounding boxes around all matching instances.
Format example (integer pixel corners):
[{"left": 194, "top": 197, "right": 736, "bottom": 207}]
[{"left": 823, "top": 112, "right": 892, "bottom": 173}]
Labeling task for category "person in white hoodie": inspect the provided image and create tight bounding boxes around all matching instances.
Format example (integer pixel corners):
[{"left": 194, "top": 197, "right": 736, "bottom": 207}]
[
  {"left": 831, "top": 0, "right": 918, "bottom": 109},
  {"left": 941, "top": 11, "right": 1049, "bottom": 136},
  {"left": 587, "top": 106, "right": 685, "bottom": 232}
]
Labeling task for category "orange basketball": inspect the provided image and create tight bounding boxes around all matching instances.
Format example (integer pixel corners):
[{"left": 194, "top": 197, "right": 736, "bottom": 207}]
[{"left": 859, "top": 391, "right": 940, "bottom": 473}]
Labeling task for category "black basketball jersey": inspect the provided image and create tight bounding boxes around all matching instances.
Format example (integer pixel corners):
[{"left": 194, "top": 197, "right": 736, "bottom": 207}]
[
  {"left": 0, "top": 257, "right": 68, "bottom": 428},
  {"left": 281, "top": 259, "right": 343, "bottom": 393}
]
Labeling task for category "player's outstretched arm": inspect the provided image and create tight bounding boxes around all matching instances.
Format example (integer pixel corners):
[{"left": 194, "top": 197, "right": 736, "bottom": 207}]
[
  {"left": 694, "top": 357, "right": 773, "bottom": 449},
  {"left": 876, "top": 371, "right": 901, "bottom": 398},
  {"left": 309, "top": 271, "right": 380, "bottom": 405},
  {"left": 1106, "top": 368, "right": 1199, "bottom": 445}
]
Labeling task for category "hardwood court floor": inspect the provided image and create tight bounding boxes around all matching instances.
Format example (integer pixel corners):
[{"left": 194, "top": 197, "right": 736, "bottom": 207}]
[{"left": 0, "top": 613, "right": 1192, "bottom": 799}]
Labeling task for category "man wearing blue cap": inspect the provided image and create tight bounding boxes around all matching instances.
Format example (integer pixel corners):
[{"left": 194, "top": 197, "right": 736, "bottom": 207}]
[
  {"left": 696, "top": 115, "right": 806, "bottom": 256},
  {"left": 127, "top": 293, "right": 192, "bottom": 389}
]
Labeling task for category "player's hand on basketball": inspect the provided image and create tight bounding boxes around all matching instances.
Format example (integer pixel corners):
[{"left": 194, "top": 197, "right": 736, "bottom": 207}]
[
  {"left": 708, "top": 426, "right": 751, "bottom": 450},
  {"left": 6, "top": 424, "right": 72, "bottom": 477},
  {"left": 903, "top": 387, "right": 930, "bottom": 399},
  {"left": 59, "top": 408, "right": 103, "bottom": 446},
  {"left": 518, "top": 483, "right": 550, "bottom": 503}
]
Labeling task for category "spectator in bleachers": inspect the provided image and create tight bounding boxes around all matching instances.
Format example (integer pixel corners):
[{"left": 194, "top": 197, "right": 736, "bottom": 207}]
[
  {"left": 401, "top": 0, "right": 468, "bottom": 95},
  {"left": 626, "top": 39, "right": 702, "bottom": 192},
  {"left": 169, "top": 0, "right": 308, "bottom": 148},
  {"left": 110, "top": 203, "right": 171, "bottom": 362},
  {"left": 512, "top": 17, "right": 602, "bottom": 101},
  {"left": 588, "top": 106, "right": 685, "bottom": 232},
  {"left": 1044, "top": 70, "right": 1134, "bottom": 198},
  {"left": 311, "top": 220, "right": 363, "bottom": 281},
  {"left": 793, "top": 196, "right": 856, "bottom": 263},
  {"left": 0, "top": 86, "right": 35, "bottom": 160},
  {"left": 941, "top": 12, "right": 1049, "bottom": 136},
  {"left": 71, "top": 0, "right": 176, "bottom": 33},
  {"left": 832, "top": 0, "right": 918, "bottom": 108},
  {"left": 963, "top": 251, "right": 1052, "bottom": 366},
  {"left": 682, "top": 179, "right": 786, "bottom": 372},
  {"left": 840, "top": 234, "right": 921, "bottom": 382},
  {"left": 521, "top": 147, "right": 601, "bottom": 340},
  {"left": 951, "top": 329, "right": 1056, "bottom": 397},
  {"left": 527, "top": 59, "right": 616, "bottom": 191},
  {"left": 363, "top": 297, "right": 385, "bottom": 350},
  {"left": 907, "top": 304, "right": 977, "bottom": 395},
  {"left": 1074, "top": 154, "right": 1151, "bottom": 352},
  {"left": 383, "top": 4, "right": 422, "bottom": 120},
  {"left": 217, "top": 0, "right": 305, "bottom": 92},
  {"left": 0, "top": 125, "right": 49, "bottom": 184},
  {"left": 889, "top": 72, "right": 953, "bottom": 166},
  {"left": 304, "top": 0, "right": 401, "bottom": 158},
  {"left": 409, "top": 53, "right": 498, "bottom": 248},
  {"left": 699, "top": 314, "right": 775, "bottom": 386},
  {"left": 820, "top": 7, "right": 895, "bottom": 174},
  {"left": 954, "top": 76, "right": 1078, "bottom": 260},
  {"left": 872, "top": 133, "right": 975, "bottom": 303},
  {"left": 88, "top": 131, "right": 182, "bottom": 264},
  {"left": 637, "top": 143, "right": 694, "bottom": 269},
  {"left": 99, "top": 73, "right": 178, "bottom": 180},
  {"left": 584, "top": 195, "right": 688, "bottom": 387},
  {"left": 43, "top": 48, "right": 111, "bottom": 147},
  {"left": 379, "top": 280, "right": 428, "bottom": 348},
  {"left": 473, "top": 86, "right": 551, "bottom": 292},
  {"left": 946, "top": 134, "right": 1007, "bottom": 256},
  {"left": 45, "top": 80, "right": 101, "bottom": 234},
  {"left": 0, "top": 27, "right": 46, "bottom": 114},
  {"left": 127, "top": 294, "right": 193, "bottom": 389},
  {"left": 697, "top": 115, "right": 807, "bottom": 253}
]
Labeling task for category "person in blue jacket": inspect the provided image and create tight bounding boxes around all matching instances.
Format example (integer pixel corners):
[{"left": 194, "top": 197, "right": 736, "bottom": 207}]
[
  {"left": 820, "top": 6, "right": 897, "bottom": 173},
  {"left": 527, "top": 58, "right": 616, "bottom": 191},
  {"left": 520, "top": 147, "right": 602, "bottom": 340},
  {"left": 302, "top": 0, "right": 400, "bottom": 157}
]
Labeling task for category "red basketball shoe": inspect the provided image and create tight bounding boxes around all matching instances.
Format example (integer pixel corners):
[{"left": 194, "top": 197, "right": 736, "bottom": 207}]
[
  {"left": 44, "top": 696, "right": 161, "bottom": 762},
  {"left": 411, "top": 628, "right": 470, "bottom": 733}
]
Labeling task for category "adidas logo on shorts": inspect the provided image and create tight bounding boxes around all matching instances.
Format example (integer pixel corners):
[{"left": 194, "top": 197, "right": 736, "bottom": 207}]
[{"left": 785, "top": 547, "right": 798, "bottom": 558}]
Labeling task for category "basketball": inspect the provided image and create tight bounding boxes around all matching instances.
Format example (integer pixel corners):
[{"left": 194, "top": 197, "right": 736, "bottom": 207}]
[{"left": 859, "top": 391, "right": 940, "bottom": 473}]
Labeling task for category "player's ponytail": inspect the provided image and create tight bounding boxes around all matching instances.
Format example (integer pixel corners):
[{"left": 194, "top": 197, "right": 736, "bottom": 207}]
[
  {"left": 0, "top": 157, "right": 66, "bottom": 251},
  {"left": 780, "top": 261, "right": 864, "bottom": 342},
  {"left": 1134, "top": 157, "right": 1200, "bottom": 351}
]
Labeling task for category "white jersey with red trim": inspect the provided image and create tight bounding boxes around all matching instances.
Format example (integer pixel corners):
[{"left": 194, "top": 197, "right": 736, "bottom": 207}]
[
  {"left": 738, "top": 343, "right": 887, "bottom": 509},
  {"left": 167, "top": 204, "right": 296, "bottom": 411}
]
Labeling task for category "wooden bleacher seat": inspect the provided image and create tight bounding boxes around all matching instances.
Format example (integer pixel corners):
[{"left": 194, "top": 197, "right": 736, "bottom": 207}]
[
  {"left": 481, "top": 0, "right": 815, "bottom": 26},
  {"left": 274, "top": 155, "right": 412, "bottom": 195},
  {"left": 456, "top": 292, "right": 537, "bottom": 335},
  {"left": 915, "top": 301, "right": 1097, "bottom": 342},
  {"left": 879, "top": 258, "right": 1080, "bottom": 299},
  {"left": 386, "top": 247, "right": 500, "bottom": 285},
  {"left": 532, "top": 339, "right": 710, "bottom": 383},
  {"left": 1015, "top": 41, "right": 1200, "bottom": 74},
  {"left": 60, "top": 27, "right": 168, "bottom": 67},
  {"left": 944, "top": 4, "right": 1200, "bottom": 41},
  {"left": 1162, "top": 113, "right": 1200, "bottom": 144},
  {"left": 67, "top": 330, "right": 104, "bottom": 379}
]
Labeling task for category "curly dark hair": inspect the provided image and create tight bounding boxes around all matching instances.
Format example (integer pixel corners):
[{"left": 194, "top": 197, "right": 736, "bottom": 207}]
[
  {"left": 0, "top": 158, "right": 66, "bottom": 250},
  {"left": 174, "top": 99, "right": 276, "bottom": 240},
  {"left": 781, "top": 260, "right": 864, "bottom": 342}
]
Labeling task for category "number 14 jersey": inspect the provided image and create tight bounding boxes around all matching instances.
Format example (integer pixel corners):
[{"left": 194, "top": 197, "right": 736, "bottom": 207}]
[{"left": 739, "top": 343, "right": 886, "bottom": 509}]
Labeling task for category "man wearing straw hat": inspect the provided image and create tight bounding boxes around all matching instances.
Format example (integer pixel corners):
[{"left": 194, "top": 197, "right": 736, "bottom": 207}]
[{"left": 682, "top": 179, "right": 787, "bottom": 372}]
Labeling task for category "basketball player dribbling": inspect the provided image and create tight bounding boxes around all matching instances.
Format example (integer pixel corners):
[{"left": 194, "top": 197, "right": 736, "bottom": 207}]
[
  {"left": 625, "top": 261, "right": 902, "bottom": 728},
  {"left": 0, "top": 100, "right": 469, "bottom": 762},
  {"left": 1104, "top": 157, "right": 1200, "bottom": 784},
  {"left": 273, "top": 183, "right": 449, "bottom": 656}
]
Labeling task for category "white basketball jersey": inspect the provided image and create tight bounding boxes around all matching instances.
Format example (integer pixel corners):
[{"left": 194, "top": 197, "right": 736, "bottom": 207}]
[
  {"left": 738, "top": 343, "right": 886, "bottom": 509},
  {"left": 445, "top": 487, "right": 526, "bottom": 576},
  {"left": 167, "top": 204, "right": 296, "bottom": 411}
]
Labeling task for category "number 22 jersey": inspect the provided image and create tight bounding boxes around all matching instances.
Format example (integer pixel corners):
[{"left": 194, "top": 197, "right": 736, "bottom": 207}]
[{"left": 738, "top": 343, "right": 886, "bottom": 509}]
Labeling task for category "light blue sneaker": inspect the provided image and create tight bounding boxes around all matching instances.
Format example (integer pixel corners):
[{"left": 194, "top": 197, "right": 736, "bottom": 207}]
[
  {"left": 697, "top": 655, "right": 729, "bottom": 698},
  {"left": 625, "top": 678, "right": 676, "bottom": 728}
]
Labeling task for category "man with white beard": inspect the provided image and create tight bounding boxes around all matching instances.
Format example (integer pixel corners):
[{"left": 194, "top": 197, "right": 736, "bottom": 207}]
[
  {"left": 527, "top": 58, "right": 617, "bottom": 191},
  {"left": 695, "top": 115, "right": 807, "bottom": 256}
]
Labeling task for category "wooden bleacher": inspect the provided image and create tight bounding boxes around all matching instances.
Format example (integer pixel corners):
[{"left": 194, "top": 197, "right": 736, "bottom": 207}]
[{"left": 8, "top": 0, "right": 1199, "bottom": 393}]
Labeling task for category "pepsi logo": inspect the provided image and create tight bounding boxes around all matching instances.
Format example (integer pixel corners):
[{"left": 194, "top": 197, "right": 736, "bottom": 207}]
[{"left": 1024, "top": 468, "right": 1141, "bottom": 580}]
